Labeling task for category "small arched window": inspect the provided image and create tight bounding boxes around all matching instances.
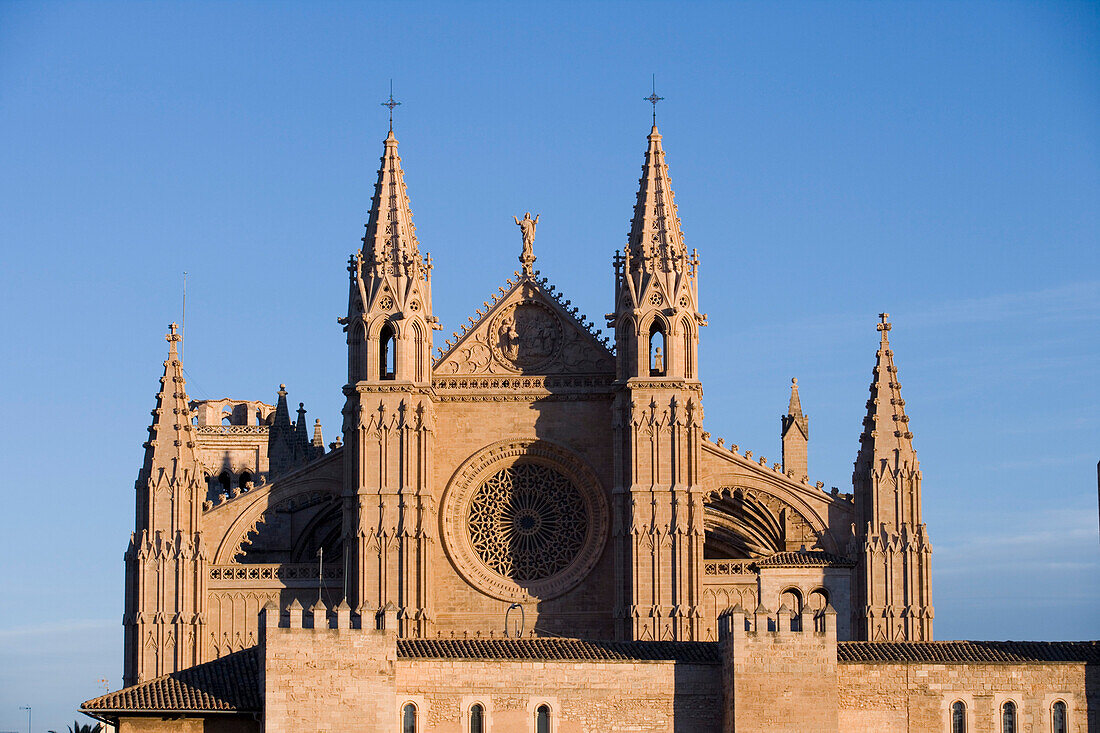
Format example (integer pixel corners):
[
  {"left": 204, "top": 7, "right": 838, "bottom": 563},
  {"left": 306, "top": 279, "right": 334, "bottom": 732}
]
[
  {"left": 402, "top": 702, "right": 417, "bottom": 733},
  {"left": 649, "top": 323, "right": 666, "bottom": 377},
  {"left": 1002, "top": 701, "right": 1016, "bottom": 733},
  {"left": 218, "top": 471, "right": 231, "bottom": 496},
  {"left": 780, "top": 587, "right": 804, "bottom": 631},
  {"left": 239, "top": 471, "right": 253, "bottom": 491},
  {"left": 809, "top": 588, "right": 829, "bottom": 632},
  {"left": 469, "top": 703, "right": 484, "bottom": 733},
  {"left": 380, "top": 323, "right": 396, "bottom": 380},
  {"left": 536, "top": 704, "right": 551, "bottom": 733},
  {"left": 1051, "top": 701, "right": 1066, "bottom": 733},
  {"left": 951, "top": 701, "right": 966, "bottom": 733}
]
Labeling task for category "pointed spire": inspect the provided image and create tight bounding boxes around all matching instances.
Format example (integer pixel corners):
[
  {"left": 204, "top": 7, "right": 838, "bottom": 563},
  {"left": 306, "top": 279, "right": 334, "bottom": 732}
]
[
  {"left": 312, "top": 418, "right": 325, "bottom": 455},
  {"left": 294, "top": 402, "right": 309, "bottom": 462},
  {"left": 626, "top": 125, "right": 688, "bottom": 274},
  {"left": 362, "top": 130, "right": 421, "bottom": 281},
  {"left": 781, "top": 378, "right": 809, "bottom": 478},
  {"left": 855, "top": 313, "right": 918, "bottom": 474},
  {"left": 141, "top": 323, "right": 198, "bottom": 477},
  {"left": 788, "top": 378, "right": 804, "bottom": 417},
  {"left": 267, "top": 384, "right": 296, "bottom": 477}
]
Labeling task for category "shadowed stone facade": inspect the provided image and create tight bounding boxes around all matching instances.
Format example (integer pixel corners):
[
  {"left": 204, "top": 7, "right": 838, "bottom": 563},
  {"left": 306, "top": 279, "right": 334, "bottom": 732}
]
[{"left": 85, "top": 125, "right": 1095, "bottom": 732}]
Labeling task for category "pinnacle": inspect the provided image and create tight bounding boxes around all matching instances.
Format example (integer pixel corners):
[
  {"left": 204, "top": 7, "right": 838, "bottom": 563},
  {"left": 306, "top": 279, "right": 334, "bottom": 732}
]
[
  {"left": 363, "top": 129, "right": 421, "bottom": 276},
  {"left": 855, "top": 314, "right": 918, "bottom": 473},
  {"left": 788, "top": 378, "right": 803, "bottom": 417},
  {"left": 141, "top": 324, "right": 199, "bottom": 478},
  {"left": 626, "top": 123, "right": 687, "bottom": 274}
]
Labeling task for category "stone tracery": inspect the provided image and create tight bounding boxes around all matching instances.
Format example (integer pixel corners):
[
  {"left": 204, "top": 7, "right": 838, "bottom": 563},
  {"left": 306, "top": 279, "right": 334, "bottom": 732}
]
[
  {"left": 440, "top": 439, "right": 608, "bottom": 602},
  {"left": 467, "top": 462, "right": 587, "bottom": 582}
]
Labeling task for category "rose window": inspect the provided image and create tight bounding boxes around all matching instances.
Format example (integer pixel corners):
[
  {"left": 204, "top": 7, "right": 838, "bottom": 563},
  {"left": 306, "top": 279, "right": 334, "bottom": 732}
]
[{"left": 467, "top": 462, "right": 588, "bottom": 582}]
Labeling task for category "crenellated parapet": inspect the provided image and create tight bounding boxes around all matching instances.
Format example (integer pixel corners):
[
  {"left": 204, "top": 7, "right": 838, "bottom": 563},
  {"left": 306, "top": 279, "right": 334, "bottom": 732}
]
[{"left": 718, "top": 603, "right": 839, "bottom": 733}]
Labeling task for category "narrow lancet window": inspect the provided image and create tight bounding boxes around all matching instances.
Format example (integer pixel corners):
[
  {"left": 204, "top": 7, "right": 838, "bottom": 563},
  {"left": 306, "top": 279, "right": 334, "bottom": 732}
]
[
  {"left": 649, "top": 324, "right": 666, "bottom": 377},
  {"left": 1002, "top": 701, "right": 1016, "bottom": 733},
  {"left": 402, "top": 702, "right": 417, "bottom": 733},
  {"left": 469, "top": 703, "right": 484, "bottom": 733},
  {"left": 380, "top": 323, "right": 396, "bottom": 380},
  {"left": 1051, "top": 701, "right": 1066, "bottom": 733},
  {"left": 951, "top": 701, "right": 966, "bottom": 733},
  {"left": 536, "top": 704, "right": 551, "bottom": 733}
]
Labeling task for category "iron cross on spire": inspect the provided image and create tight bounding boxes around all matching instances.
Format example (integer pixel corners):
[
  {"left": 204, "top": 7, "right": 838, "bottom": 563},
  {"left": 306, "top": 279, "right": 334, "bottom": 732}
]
[
  {"left": 877, "top": 312, "right": 892, "bottom": 333},
  {"left": 644, "top": 74, "right": 664, "bottom": 126},
  {"left": 381, "top": 79, "right": 401, "bottom": 133}
]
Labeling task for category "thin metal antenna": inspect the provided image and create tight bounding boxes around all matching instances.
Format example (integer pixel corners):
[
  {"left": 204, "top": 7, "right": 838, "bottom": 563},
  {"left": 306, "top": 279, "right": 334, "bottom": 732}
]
[
  {"left": 644, "top": 74, "right": 664, "bottom": 126},
  {"left": 382, "top": 79, "right": 402, "bottom": 133},
  {"left": 181, "top": 271, "right": 187, "bottom": 362}
]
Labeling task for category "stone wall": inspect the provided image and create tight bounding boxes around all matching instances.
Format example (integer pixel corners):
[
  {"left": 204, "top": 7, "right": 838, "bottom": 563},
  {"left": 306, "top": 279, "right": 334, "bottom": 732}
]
[
  {"left": 719, "top": 604, "right": 839, "bottom": 733},
  {"left": 259, "top": 602, "right": 1096, "bottom": 733},
  {"left": 395, "top": 658, "right": 719, "bottom": 732},
  {"left": 838, "top": 659, "right": 1095, "bottom": 732},
  {"left": 261, "top": 604, "right": 398, "bottom": 732},
  {"left": 260, "top": 604, "right": 719, "bottom": 732}
]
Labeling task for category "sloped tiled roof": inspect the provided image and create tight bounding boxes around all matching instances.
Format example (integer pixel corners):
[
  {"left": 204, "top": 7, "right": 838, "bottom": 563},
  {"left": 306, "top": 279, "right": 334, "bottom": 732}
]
[
  {"left": 838, "top": 640, "right": 1100, "bottom": 664},
  {"left": 398, "top": 637, "right": 720, "bottom": 664},
  {"left": 82, "top": 648, "right": 260, "bottom": 713},
  {"left": 757, "top": 550, "right": 856, "bottom": 568},
  {"left": 82, "top": 637, "right": 1099, "bottom": 714}
]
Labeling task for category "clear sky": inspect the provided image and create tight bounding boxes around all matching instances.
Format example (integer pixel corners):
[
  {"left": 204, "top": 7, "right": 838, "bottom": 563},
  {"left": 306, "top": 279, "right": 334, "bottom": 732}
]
[{"left": 1, "top": 1, "right": 1098, "bottom": 729}]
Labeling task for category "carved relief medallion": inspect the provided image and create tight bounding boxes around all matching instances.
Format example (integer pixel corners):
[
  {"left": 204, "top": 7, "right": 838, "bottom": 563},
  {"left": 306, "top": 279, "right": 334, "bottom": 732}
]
[
  {"left": 491, "top": 302, "right": 563, "bottom": 372},
  {"left": 440, "top": 439, "right": 609, "bottom": 602}
]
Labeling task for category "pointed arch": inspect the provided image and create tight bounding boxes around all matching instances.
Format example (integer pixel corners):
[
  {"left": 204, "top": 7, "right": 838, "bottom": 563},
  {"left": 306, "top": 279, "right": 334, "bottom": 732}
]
[
  {"left": 348, "top": 320, "right": 366, "bottom": 384},
  {"left": 410, "top": 318, "right": 427, "bottom": 383},
  {"left": 379, "top": 322, "right": 396, "bottom": 380},
  {"left": 648, "top": 321, "right": 666, "bottom": 377},
  {"left": 679, "top": 315, "right": 696, "bottom": 378}
]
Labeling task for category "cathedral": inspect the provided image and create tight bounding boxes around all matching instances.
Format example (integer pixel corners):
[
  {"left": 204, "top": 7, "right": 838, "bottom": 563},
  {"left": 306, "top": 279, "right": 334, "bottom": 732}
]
[{"left": 82, "top": 123, "right": 1096, "bottom": 732}]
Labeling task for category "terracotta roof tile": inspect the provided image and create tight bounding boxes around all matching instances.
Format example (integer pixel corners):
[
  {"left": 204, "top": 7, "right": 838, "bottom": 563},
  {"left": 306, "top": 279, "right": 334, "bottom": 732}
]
[
  {"left": 838, "top": 640, "right": 1100, "bottom": 664},
  {"left": 756, "top": 550, "right": 856, "bottom": 568},
  {"left": 82, "top": 638, "right": 1099, "bottom": 714},
  {"left": 81, "top": 648, "right": 260, "bottom": 713},
  {"left": 398, "top": 637, "right": 721, "bottom": 664}
]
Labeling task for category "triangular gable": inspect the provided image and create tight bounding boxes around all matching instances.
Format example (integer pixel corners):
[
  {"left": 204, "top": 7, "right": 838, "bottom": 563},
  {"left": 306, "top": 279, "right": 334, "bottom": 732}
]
[{"left": 434, "top": 272, "right": 614, "bottom": 376}]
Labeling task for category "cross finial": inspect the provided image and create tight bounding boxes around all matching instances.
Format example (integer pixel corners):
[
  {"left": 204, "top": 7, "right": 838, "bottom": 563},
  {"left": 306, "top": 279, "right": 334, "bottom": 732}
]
[
  {"left": 166, "top": 322, "right": 181, "bottom": 342},
  {"left": 643, "top": 74, "right": 664, "bottom": 127},
  {"left": 877, "top": 312, "right": 892, "bottom": 334},
  {"left": 381, "top": 79, "right": 401, "bottom": 133}
]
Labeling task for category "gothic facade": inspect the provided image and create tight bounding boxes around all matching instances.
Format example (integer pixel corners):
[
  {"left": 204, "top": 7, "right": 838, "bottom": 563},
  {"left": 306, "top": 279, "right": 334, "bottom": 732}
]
[{"left": 84, "top": 125, "right": 1095, "bottom": 732}]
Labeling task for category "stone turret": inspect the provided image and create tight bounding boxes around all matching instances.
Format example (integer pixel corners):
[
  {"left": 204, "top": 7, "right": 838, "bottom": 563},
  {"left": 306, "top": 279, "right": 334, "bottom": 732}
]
[
  {"left": 124, "top": 323, "right": 208, "bottom": 685},
  {"left": 781, "top": 378, "right": 809, "bottom": 480},
  {"left": 609, "top": 125, "right": 706, "bottom": 641},
  {"left": 341, "top": 127, "right": 437, "bottom": 636},
  {"left": 851, "top": 314, "right": 933, "bottom": 641},
  {"left": 612, "top": 125, "right": 706, "bottom": 382},
  {"left": 343, "top": 128, "right": 437, "bottom": 386}
]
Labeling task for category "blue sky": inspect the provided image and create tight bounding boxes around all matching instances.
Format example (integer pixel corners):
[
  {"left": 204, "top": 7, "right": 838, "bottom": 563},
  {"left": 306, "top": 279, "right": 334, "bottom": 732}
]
[{"left": 1, "top": 1, "right": 1098, "bottom": 729}]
